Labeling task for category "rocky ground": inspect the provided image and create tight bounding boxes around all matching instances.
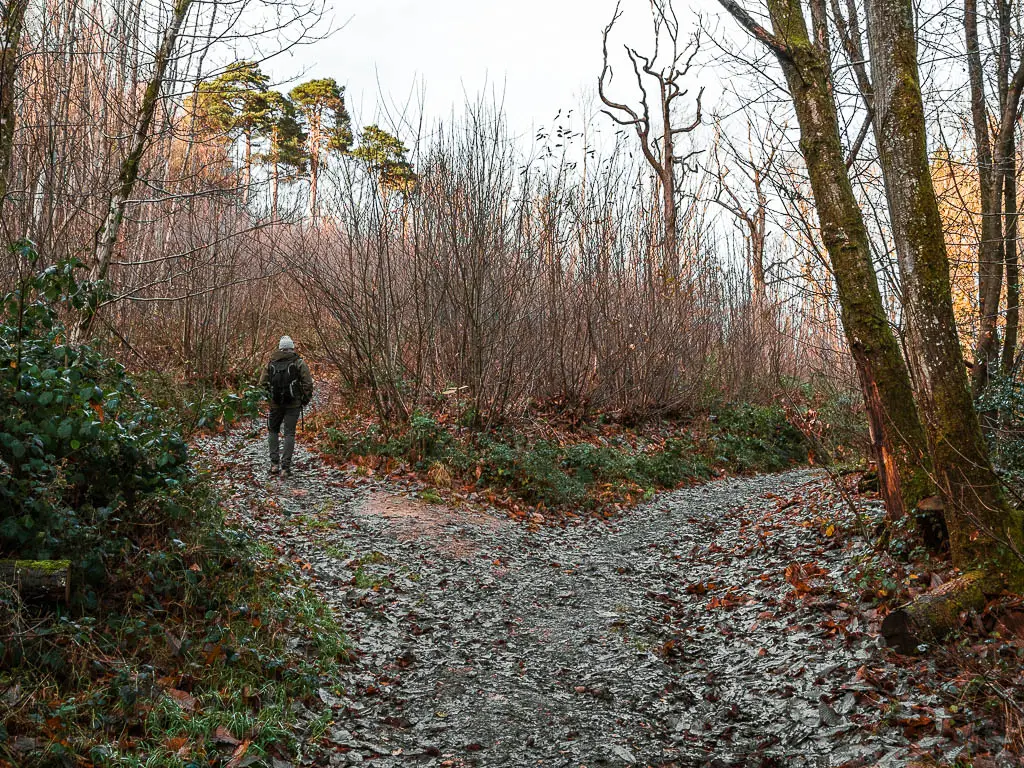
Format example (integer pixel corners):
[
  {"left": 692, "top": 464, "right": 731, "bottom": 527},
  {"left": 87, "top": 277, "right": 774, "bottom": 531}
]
[{"left": 196, "top": 423, "right": 1018, "bottom": 768}]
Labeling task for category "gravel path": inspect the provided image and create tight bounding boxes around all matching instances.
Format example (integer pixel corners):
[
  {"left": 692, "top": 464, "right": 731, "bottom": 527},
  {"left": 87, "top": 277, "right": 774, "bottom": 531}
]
[{"left": 197, "top": 424, "right": 955, "bottom": 768}]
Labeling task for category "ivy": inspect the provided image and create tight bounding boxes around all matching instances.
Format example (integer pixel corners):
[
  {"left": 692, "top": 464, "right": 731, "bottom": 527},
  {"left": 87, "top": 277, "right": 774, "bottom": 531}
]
[{"left": 0, "top": 241, "right": 189, "bottom": 581}]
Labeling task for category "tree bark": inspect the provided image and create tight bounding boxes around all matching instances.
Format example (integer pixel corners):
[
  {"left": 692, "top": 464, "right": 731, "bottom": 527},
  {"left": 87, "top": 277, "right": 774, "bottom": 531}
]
[
  {"left": 307, "top": 113, "right": 321, "bottom": 219},
  {"left": 1002, "top": 157, "right": 1019, "bottom": 373},
  {"left": 243, "top": 129, "right": 252, "bottom": 205},
  {"left": 0, "top": 0, "right": 29, "bottom": 202},
  {"left": 998, "top": 0, "right": 1020, "bottom": 375},
  {"left": 272, "top": 162, "right": 279, "bottom": 220},
  {"left": 750, "top": 172, "right": 768, "bottom": 307},
  {"left": 864, "top": 0, "right": 1024, "bottom": 585},
  {"left": 720, "top": 0, "right": 933, "bottom": 520}
]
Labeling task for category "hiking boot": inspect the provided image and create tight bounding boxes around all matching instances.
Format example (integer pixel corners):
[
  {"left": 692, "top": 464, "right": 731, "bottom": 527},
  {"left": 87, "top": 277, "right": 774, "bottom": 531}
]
[
  {"left": 269, "top": 463, "right": 280, "bottom": 476},
  {"left": 283, "top": 467, "right": 293, "bottom": 478}
]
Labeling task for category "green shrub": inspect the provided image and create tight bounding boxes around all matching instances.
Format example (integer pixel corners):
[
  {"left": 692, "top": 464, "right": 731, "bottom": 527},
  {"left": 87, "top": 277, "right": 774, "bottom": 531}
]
[
  {"left": 563, "top": 442, "right": 633, "bottom": 484},
  {"left": 634, "top": 437, "right": 711, "bottom": 487},
  {"left": 319, "top": 399, "right": 809, "bottom": 514},
  {"left": 134, "top": 371, "right": 264, "bottom": 437},
  {"left": 708, "top": 403, "right": 806, "bottom": 472},
  {"left": 408, "top": 409, "right": 451, "bottom": 462},
  {"left": 0, "top": 246, "right": 193, "bottom": 583}
]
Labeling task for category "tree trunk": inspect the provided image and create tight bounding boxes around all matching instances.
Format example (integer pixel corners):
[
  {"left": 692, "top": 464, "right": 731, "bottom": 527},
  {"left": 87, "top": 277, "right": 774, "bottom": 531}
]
[
  {"left": 0, "top": 0, "right": 29, "bottom": 202},
  {"left": 1003, "top": 157, "right": 1019, "bottom": 373},
  {"left": 999, "top": 0, "right": 1020, "bottom": 375},
  {"left": 965, "top": 0, "right": 1004, "bottom": 396},
  {"left": 307, "top": 114, "right": 321, "bottom": 219},
  {"left": 272, "top": 162, "right": 279, "bottom": 220},
  {"left": 243, "top": 129, "right": 252, "bottom": 205},
  {"left": 756, "top": 0, "right": 933, "bottom": 519},
  {"left": 90, "top": 0, "right": 193, "bottom": 285},
  {"left": 865, "top": 0, "right": 1024, "bottom": 586},
  {"left": 662, "top": 106, "right": 679, "bottom": 278},
  {"left": 750, "top": 180, "right": 768, "bottom": 307},
  {"left": 309, "top": 151, "right": 319, "bottom": 219}
]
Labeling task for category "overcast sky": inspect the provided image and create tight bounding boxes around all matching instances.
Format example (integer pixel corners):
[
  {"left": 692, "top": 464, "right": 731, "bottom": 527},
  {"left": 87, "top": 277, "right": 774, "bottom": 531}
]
[{"left": 266, "top": 0, "right": 725, "bottom": 145}]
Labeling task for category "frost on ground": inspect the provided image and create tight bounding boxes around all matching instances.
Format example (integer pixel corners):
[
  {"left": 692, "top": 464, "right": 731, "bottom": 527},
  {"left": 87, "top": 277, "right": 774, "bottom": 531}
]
[{"left": 197, "top": 424, "right": 1011, "bottom": 768}]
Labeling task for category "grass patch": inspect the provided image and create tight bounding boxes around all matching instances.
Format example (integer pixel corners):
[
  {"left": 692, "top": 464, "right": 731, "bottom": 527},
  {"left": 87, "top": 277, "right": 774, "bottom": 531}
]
[
  {"left": 322, "top": 544, "right": 350, "bottom": 560},
  {"left": 352, "top": 567, "right": 391, "bottom": 590},
  {"left": 286, "top": 513, "right": 335, "bottom": 531}
]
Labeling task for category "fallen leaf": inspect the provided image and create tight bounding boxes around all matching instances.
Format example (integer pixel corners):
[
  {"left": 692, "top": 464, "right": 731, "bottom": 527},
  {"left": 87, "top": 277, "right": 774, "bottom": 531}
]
[
  {"left": 225, "top": 739, "right": 251, "bottom": 768},
  {"left": 166, "top": 688, "right": 197, "bottom": 712}
]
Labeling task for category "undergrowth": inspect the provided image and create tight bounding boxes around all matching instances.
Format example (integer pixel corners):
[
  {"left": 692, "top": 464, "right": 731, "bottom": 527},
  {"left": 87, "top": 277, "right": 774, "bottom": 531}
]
[
  {"left": 0, "top": 243, "right": 347, "bottom": 767},
  {"left": 315, "top": 401, "right": 809, "bottom": 516},
  {"left": 134, "top": 371, "right": 264, "bottom": 440},
  {"left": 1, "top": 524, "right": 349, "bottom": 767}
]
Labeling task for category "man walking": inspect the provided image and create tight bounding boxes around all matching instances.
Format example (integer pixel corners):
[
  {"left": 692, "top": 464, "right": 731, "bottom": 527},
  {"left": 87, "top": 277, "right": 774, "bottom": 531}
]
[{"left": 261, "top": 335, "right": 314, "bottom": 477}]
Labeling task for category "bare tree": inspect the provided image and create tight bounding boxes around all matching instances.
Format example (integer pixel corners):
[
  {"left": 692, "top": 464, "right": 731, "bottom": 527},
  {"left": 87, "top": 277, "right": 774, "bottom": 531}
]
[
  {"left": 89, "top": 0, "right": 196, "bottom": 287},
  {"left": 964, "top": 0, "right": 1024, "bottom": 392},
  {"left": 708, "top": 119, "right": 775, "bottom": 308},
  {"left": 598, "top": 0, "right": 703, "bottom": 279}
]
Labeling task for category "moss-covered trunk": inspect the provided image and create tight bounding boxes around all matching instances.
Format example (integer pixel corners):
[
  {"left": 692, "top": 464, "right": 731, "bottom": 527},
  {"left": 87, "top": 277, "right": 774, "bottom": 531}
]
[
  {"left": 881, "top": 570, "right": 987, "bottom": 652},
  {"left": 754, "top": 0, "right": 932, "bottom": 519},
  {"left": 865, "top": 0, "right": 1024, "bottom": 586}
]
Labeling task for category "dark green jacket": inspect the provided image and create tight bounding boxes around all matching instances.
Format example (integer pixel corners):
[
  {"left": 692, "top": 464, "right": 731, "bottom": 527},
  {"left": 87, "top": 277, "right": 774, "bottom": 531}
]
[{"left": 261, "top": 350, "right": 314, "bottom": 408}]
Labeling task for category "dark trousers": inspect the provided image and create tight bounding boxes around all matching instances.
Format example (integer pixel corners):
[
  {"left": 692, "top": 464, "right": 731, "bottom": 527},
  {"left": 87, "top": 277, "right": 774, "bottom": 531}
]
[{"left": 268, "top": 405, "right": 301, "bottom": 469}]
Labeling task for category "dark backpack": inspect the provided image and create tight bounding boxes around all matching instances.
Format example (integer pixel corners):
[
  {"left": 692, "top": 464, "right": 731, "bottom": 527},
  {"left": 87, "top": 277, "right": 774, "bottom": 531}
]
[{"left": 267, "top": 360, "right": 301, "bottom": 406}]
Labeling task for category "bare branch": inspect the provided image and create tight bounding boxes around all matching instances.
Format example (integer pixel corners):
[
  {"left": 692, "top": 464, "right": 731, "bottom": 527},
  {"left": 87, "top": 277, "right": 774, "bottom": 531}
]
[{"left": 716, "top": 0, "right": 791, "bottom": 61}]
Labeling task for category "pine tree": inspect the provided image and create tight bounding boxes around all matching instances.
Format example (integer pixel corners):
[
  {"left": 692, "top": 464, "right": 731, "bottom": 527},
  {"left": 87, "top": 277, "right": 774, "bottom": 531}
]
[
  {"left": 255, "top": 91, "right": 308, "bottom": 218},
  {"left": 194, "top": 61, "right": 271, "bottom": 202},
  {"left": 352, "top": 124, "right": 417, "bottom": 194},
  {"left": 289, "top": 78, "right": 352, "bottom": 218}
]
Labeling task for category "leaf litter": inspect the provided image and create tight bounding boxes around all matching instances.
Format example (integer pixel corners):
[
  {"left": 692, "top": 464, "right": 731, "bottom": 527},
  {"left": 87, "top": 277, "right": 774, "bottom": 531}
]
[{"left": 195, "top": 425, "right": 1021, "bottom": 767}]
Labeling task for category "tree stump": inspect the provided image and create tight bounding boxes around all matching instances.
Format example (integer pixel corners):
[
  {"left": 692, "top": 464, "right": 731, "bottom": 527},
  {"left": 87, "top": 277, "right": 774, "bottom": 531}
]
[{"left": 0, "top": 560, "right": 71, "bottom": 602}]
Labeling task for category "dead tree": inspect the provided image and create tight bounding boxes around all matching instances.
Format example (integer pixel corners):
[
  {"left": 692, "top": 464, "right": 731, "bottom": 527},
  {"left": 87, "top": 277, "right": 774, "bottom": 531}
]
[
  {"left": 598, "top": 0, "right": 703, "bottom": 280},
  {"left": 709, "top": 120, "right": 774, "bottom": 308}
]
